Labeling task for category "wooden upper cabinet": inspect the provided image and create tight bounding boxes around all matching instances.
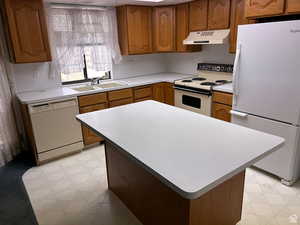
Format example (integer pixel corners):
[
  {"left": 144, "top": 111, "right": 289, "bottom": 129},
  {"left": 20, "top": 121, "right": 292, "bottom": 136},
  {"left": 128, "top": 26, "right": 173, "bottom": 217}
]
[
  {"left": 176, "top": 3, "right": 202, "bottom": 52},
  {"left": 244, "top": 0, "right": 285, "bottom": 18},
  {"left": 153, "top": 6, "right": 176, "bottom": 52},
  {"left": 3, "top": 0, "right": 51, "bottom": 63},
  {"left": 230, "top": 0, "right": 249, "bottom": 53},
  {"left": 189, "top": 0, "right": 208, "bottom": 31},
  {"left": 286, "top": 0, "right": 300, "bottom": 13},
  {"left": 208, "top": 0, "right": 231, "bottom": 30},
  {"left": 176, "top": 4, "right": 190, "bottom": 51},
  {"left": 117, "top": 6, "right": 152, "bottom": 55}
]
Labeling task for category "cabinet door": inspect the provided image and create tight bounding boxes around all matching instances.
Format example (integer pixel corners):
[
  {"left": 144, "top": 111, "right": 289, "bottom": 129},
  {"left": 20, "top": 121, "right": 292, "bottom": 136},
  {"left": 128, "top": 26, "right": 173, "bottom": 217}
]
[
  {"left": 176, "top": 4, "right": 202, "bottom": 52},
  {"left": 286, "top": 0, "right": 300, "bottom": 13},
  {"left": 153, "top": 83, "right": 165, "bottom": 103},
  {"left": 208, "top": 0, "right": 231, "bottom": 30},
  {"left": 229, "top": 0, "right": 249, "bottom": 53},
  {"left": 245, "top": 0, "right": 285, "bottom": 18},
  {"left": 212, "top": 103, "right": 232, "bottom": 122},
  {"left": 127, "top": 6, "right": 152, "bottom": 54},
  {"left": 153, "top": 7, "right": 176, "bottom": 52},
  {"left": 189, "top": 0, "right": 208, "bottom": 31},
  {"left": 164, "top": 83, "right": 174, "bottom": 106},
  {"left": 80, "top": 103, "right": 108, "bottom": 145},
  {"left": 3, "top": 0, "right": 51, "bottom": 63}
]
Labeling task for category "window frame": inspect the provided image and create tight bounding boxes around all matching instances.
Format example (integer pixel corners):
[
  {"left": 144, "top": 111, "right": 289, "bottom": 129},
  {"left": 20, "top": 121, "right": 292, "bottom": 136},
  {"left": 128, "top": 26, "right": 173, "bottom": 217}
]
[{"left": 61, "top": 54, "right": 111, "bottom": 85}]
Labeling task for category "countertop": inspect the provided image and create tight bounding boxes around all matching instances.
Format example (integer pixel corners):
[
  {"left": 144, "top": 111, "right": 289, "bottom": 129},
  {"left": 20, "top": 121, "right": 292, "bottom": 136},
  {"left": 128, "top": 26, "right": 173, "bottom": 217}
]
[
  {"left": 17, "top": 73, "right": 233, "bottom": 104},
  {"left": 76, "top": 101, "right": 284, "bottom": 199},
  {"left": 213, "top": 82, "right": 233, "bottom": 93}
]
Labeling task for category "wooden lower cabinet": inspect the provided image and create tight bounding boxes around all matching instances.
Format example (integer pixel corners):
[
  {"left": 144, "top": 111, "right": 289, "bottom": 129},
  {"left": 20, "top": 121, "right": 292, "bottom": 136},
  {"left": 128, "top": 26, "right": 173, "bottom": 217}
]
[
  {"left": 105, "top": 141, "right": 245, "bottom": 225},
  {"left": 212, "top": 91, "right": 233, "bottom": 122},
  {"left": 80, "top": 103, "right": 108, "bottom": 145},
  {"left": 134, "top": 86, "right": 153, "bottom": 101},
  {"left": 108, "top": 88, "right": 133, "bottom": 101},
  {"left": 212, "top": 103, "right": 232, "bottom": 122},
  {"left": 153, "top": 83, "right": 165, "bottom": 103},
  {"left": 110, "top": 98, "right": 134, "bottom": 107},
  {"left": 164, "top": 83, "right": 174, "bottom": 106},
  {"left": 78, "top": 83, "right": 174, "bottom": 145}
]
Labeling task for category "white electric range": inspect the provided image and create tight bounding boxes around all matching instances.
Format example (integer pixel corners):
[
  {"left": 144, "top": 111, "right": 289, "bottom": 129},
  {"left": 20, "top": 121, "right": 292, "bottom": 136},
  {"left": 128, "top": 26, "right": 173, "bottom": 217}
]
[{"left": 174, "top": 63, "right": 233, "bottom": 116}]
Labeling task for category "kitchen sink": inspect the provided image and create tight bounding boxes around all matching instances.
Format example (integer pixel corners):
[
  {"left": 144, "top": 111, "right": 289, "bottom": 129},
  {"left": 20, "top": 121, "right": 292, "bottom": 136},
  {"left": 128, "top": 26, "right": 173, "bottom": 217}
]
[
  {"left": 72, "top": 86, "right": 97, "bottom": 92},
  {"left": 95, "top": 82, "right": 126, "bottom": 89},
  {"left": 71, "top": 82, "right": 128, "bottom": 92}
]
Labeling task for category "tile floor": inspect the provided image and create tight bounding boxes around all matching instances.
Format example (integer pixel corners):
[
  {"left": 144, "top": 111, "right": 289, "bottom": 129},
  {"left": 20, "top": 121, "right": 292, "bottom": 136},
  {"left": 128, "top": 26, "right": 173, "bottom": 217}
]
[{"left": 23, "top": 145, "right": 300, "bottom": 225}]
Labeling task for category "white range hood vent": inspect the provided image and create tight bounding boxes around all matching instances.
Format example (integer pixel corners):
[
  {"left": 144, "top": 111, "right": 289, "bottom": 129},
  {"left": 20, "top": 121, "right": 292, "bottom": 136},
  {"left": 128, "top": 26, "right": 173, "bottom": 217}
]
[{"left": 183, "top": 29, "right": 230, "bottom": 45}]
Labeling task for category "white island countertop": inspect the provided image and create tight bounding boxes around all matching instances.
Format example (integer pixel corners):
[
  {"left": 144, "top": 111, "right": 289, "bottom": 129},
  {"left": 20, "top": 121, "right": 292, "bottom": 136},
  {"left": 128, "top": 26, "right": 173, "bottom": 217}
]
[{"left": 76, "top": 101, "right": 284, "bottom": 199}]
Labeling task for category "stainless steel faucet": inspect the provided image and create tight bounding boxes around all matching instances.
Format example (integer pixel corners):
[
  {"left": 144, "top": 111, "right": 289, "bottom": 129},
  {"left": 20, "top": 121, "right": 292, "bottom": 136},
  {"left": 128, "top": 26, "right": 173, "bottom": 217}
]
[{"left": 91, "top": 77, "right": 101, "bottom": 85}]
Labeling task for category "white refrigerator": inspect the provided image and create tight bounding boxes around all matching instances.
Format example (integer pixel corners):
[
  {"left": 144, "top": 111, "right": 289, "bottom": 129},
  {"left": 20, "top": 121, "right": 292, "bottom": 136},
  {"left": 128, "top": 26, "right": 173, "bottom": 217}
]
[{"left": 231, "top": 20, "right": 300, "bottom": 185}]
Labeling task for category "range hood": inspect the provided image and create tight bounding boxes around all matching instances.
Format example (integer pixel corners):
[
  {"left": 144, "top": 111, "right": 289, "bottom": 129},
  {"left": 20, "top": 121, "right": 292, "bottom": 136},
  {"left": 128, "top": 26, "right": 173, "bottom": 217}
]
[{"left": 183, "top": 29, "right": 230, "bottom": 45}]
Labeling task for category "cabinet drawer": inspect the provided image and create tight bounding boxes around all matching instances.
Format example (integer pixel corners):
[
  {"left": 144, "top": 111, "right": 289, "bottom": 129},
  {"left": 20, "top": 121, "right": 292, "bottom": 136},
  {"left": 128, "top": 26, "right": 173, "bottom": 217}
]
[
  {"left": 134, "top": 86, "right": 153, "bottom": 100},
  {"left": 213, "top": 91, "right": 233, "bottom": 106},
  {"left": 110, "top": 97, "right": 134, "bottom": 108},
  {"left": 135, "top": 96, "right": 153, "bottom": 102},
  {"left": 78, "top": 93, "right": 107, "bottom": 107},
  {"left": 108, "top": 88, "right": 133, "bottom": 101},
  {"left": 79, "top": 103, "right": 108, "bottom": 114}
]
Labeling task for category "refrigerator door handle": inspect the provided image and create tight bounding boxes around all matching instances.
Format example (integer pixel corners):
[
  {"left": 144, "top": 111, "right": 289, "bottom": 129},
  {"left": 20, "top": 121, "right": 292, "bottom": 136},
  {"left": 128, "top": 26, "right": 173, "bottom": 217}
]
[
  {"left": 230, "top": 110, "right": 248, "bottom": 118},
  {"left": 233, "top": 44, "right": 241, "bottom": 106}
]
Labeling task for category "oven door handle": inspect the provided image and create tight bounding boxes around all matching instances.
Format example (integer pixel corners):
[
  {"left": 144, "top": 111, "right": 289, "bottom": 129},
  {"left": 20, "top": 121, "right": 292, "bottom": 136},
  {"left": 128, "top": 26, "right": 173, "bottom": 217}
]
[{"left": 174, "top": 86, "right": 212, "bottom": 96}]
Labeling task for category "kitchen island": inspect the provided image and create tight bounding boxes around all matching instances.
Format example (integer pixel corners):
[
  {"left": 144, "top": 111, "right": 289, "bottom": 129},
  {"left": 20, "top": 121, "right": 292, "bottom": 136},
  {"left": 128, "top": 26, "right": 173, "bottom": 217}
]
[{"left": 76, "top": 101, "right": 284, "bottom": 225}]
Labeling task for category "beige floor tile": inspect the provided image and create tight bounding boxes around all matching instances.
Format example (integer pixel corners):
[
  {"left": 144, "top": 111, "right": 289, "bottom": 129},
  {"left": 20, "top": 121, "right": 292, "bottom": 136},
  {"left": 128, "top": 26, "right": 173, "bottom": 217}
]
[{"left": 23, "top": 145, "right": 300, "bottom": 225}]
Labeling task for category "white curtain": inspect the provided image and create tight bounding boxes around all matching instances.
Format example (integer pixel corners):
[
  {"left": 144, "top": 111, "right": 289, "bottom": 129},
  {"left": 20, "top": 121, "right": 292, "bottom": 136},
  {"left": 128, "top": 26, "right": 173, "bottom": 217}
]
[
  {"left": 0, "top": 43, "right": 20, "bottom": 167},
  {"left": 46, "top": 6, "right": 122, "bottom": 77}
]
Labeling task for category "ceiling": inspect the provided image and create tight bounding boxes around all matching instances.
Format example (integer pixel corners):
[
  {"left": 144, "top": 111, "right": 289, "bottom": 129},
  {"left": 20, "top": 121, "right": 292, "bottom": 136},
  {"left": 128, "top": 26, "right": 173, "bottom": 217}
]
[{"left": 44, "top": 0, "right": 191, "bottom": 6}]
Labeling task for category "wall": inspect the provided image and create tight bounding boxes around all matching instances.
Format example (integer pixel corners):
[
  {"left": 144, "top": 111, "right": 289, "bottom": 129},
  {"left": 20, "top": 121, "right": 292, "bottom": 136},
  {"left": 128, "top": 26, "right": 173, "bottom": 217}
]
[
  {"left": 10, "top": 44, "right": 234, "bottom": 93},
  {"left": 11, "top": 53, "right": 168, "bottom": 93},
  {"left": 113, "top": 54, "right": 168, "bottom": 80},
  {"left": 165, "top": 43, "right": 235, "bottom": 75}
]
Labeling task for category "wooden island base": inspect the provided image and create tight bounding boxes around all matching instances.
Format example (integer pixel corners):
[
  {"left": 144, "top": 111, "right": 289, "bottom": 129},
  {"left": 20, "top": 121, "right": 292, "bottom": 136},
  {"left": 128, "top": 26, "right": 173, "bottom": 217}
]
[{"left": 105, "top": 141, "right": 245, "bottom": 225}]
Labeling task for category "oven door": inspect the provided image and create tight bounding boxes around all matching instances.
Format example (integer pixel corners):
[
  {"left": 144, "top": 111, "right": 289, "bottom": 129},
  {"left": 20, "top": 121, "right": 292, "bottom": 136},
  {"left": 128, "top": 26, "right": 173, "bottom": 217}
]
[{"left": 174, "top": 89, "right": 212, "bottom": 116}]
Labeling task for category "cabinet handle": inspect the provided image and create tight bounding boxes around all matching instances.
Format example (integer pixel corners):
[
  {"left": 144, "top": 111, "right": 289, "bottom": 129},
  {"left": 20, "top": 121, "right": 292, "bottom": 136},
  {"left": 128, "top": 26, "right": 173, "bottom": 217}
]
[
  {"left": 233, "top": 44, "right": 241, "bottom": 106},
  {"left": 230, "top": 110, "right": 248, "bottom": 118}
]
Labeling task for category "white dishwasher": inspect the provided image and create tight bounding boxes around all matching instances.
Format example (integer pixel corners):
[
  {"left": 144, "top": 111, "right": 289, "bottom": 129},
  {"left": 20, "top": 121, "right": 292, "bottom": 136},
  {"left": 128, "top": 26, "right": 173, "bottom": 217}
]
[{"left": 29, "top": 98, "right": 83, "bottom": 163}]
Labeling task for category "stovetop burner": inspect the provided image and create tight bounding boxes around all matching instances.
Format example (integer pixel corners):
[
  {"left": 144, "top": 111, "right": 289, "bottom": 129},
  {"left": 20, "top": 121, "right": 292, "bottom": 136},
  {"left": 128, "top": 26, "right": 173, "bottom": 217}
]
[
  {"left": 182, "top": 80, "right": 193, "bottom": 83},
  {"left": 216, "top": 80, "right": 230, "bottom": 84},
  {"left": 192, "top": 77, "right": 207, "bottom": 81},
  {"left": 201, "top": 82, "right": 217, "bottom": 86}
]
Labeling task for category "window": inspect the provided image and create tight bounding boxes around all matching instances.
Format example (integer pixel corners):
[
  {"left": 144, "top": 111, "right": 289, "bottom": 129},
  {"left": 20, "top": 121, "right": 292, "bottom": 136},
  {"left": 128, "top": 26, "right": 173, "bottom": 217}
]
[
  {"left": 49, "top": 7, "right": 122, "bottom": 84},
  {"left": 60, "top": 50, "right": 112, "bottom": 84}
]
